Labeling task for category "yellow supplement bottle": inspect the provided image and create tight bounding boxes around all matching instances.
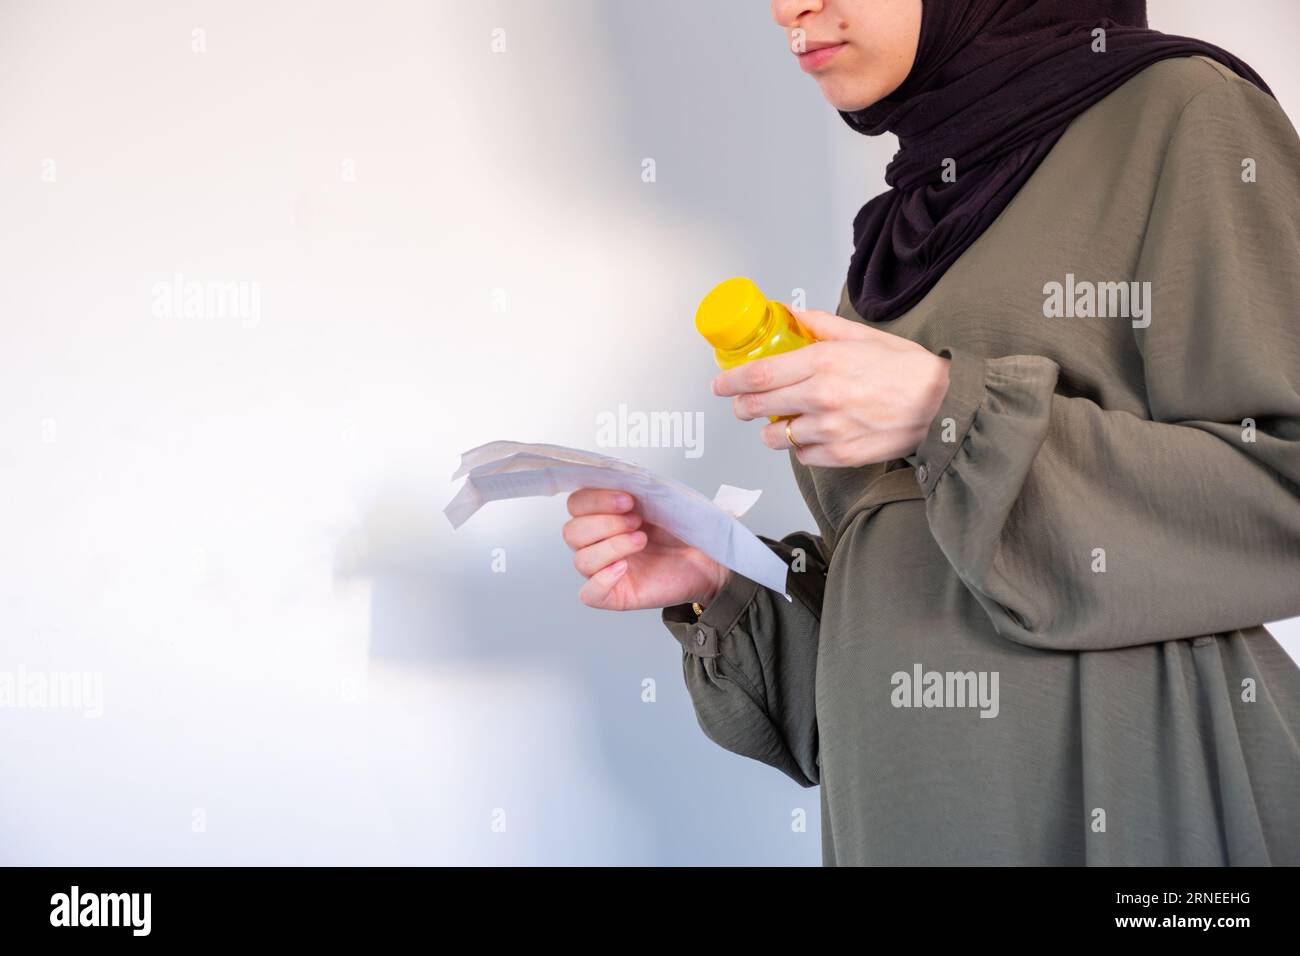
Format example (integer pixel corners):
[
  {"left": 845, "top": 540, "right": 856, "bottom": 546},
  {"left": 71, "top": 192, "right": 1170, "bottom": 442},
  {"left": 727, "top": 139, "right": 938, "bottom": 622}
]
[{"left": 694, "top": 277, "right": 815, "bottom": 422}]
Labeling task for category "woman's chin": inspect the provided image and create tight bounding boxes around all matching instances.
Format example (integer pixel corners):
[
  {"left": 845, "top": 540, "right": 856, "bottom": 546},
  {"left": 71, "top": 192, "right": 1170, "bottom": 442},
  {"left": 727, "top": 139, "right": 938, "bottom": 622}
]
[{"left": 818, "top": 77, "right": 887, "bottom": 114}]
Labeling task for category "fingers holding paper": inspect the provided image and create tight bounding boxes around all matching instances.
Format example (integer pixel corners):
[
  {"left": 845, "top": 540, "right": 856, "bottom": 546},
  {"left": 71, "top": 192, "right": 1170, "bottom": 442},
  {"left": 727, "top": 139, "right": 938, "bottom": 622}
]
[{"left": 562, "top": 489, "right": 729, "bottom": 613}]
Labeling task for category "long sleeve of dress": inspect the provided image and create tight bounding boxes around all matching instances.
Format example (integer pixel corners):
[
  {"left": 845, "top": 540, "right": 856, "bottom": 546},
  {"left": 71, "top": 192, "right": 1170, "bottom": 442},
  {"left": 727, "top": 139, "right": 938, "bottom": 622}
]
[
  {"left": 913, "top": 72, "right": 1300, "bottom": 652},
  {"left": 660, "top": 530, "right": 828, "bottom": 787}
]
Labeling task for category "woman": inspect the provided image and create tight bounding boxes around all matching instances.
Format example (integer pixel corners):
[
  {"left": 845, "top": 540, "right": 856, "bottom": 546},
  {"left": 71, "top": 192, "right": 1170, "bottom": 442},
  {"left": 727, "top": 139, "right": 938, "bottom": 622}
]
[{"left": 562, "top": 0, "right": 1300, "bottom": 865}]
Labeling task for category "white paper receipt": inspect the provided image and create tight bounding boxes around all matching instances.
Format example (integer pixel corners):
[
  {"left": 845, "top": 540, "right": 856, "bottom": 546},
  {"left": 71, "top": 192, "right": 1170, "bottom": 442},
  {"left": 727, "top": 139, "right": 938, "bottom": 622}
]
[{"left": 444, "top": 440, "right": 791, "bottom": 599}]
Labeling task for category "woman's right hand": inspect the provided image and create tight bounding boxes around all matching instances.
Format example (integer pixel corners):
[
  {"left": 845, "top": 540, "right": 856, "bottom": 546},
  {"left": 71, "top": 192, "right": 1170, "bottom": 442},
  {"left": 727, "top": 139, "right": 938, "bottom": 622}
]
[{"left": 563, "top": 488, "right": 729, "bottom": 612}]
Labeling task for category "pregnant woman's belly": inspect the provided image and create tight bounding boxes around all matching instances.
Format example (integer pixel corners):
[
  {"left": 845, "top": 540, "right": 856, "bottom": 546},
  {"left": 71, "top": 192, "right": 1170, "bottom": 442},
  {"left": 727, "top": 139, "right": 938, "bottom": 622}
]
[
  {"left": 815, "top": 498, "right": 1084, "bottom": 865},
  {"left": 816, "top": 497, "right": 1300, "bottom": 866}
]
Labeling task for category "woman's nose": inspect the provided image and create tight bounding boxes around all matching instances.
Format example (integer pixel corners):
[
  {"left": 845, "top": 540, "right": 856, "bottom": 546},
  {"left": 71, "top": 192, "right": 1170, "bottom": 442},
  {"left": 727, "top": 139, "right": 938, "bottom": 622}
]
[{"left": 771, "top": 0, "right": 825, "bottom": 30}]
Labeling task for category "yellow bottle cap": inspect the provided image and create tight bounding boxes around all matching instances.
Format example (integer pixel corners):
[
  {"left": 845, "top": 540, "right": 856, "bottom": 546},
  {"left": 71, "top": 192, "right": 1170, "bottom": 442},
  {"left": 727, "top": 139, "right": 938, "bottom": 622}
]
[{"left": 695, "top": 277, "right": 769, "bottom": 351}]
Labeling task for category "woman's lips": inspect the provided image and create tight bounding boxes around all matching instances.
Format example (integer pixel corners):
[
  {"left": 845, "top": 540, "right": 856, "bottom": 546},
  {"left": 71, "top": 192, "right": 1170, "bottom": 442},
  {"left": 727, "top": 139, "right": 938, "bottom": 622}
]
[{"left": 798, "top": 42, "right": 846, "bottom": 73}]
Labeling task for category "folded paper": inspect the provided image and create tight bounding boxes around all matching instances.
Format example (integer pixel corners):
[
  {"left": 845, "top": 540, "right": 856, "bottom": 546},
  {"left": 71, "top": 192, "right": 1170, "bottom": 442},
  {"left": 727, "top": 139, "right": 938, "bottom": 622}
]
[{"left": 445, "top": 440, "right": 790, "bottom": 598}]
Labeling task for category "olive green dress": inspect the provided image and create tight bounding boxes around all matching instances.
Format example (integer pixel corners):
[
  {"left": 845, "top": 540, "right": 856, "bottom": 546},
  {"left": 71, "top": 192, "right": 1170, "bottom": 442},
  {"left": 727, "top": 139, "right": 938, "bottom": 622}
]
[{"left": 662, "top": 56, "right": 1300, "bottom": 866}]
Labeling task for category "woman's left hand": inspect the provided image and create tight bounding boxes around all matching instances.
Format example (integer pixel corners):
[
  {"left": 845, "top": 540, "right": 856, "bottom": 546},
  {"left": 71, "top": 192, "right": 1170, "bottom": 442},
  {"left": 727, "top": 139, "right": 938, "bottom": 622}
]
[{"left": 711, "top": 309, "right": 952, "bottom": 468}]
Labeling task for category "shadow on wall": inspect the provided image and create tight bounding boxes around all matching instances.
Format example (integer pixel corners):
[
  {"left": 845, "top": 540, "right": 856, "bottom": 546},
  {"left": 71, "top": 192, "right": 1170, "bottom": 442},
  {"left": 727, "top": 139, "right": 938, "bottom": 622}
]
[
  {"left": 330, "top": 1, "right": 849, "bottom": 864},
  {"left": 349, "top": 0, "right": 1300, "bottom": 864},
  {"left": 343, "top": 480, "right": 819, "bottom": 866}
]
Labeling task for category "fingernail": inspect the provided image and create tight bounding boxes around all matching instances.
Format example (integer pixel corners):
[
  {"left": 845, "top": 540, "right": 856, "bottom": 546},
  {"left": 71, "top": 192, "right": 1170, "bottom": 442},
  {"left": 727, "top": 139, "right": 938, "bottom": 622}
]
[
  {"left": 609, "top": 560, "right": 627, "bottom": 577},
  {"left": 630, "top": 530, "right": 647, "bottom": 546},
  {"left": 614, "top": 494, "right": 632, "bottom": 510},
  {"left": 710, "top": 379, "right": 720, "bottom": 396}
]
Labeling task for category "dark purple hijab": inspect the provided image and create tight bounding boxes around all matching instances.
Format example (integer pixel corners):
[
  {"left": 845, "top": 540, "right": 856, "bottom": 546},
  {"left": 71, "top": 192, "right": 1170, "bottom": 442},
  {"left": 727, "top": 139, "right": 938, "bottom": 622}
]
[{"left": 840, "top": 0, "right": 1272, "bottom": 323}]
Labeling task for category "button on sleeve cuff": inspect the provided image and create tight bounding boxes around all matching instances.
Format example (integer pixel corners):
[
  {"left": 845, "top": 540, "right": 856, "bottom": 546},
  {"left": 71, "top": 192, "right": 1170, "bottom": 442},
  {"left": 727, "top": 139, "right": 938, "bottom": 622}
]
[{"left": 661, "top": 570, "right": 762, "bottom": 658}]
